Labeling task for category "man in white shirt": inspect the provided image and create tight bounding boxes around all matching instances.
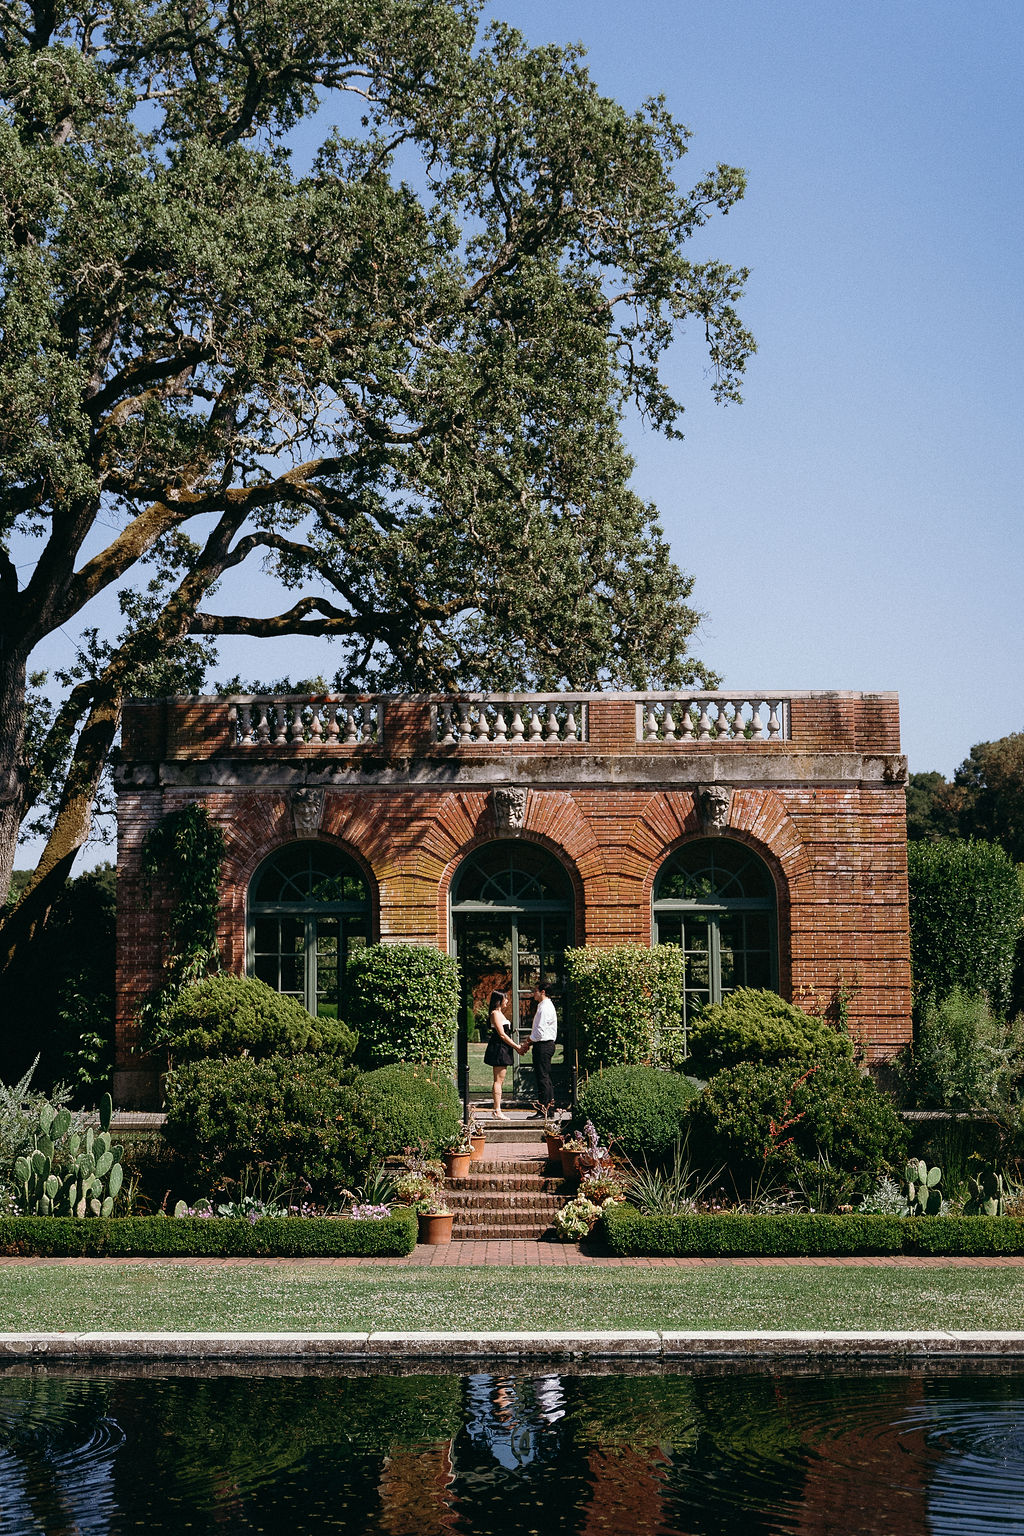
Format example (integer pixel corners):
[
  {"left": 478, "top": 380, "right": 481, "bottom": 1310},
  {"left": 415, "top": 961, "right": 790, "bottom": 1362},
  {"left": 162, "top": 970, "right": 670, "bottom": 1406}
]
[{"left": 529, "top": 982, "right": 558, "bottom": 1113}]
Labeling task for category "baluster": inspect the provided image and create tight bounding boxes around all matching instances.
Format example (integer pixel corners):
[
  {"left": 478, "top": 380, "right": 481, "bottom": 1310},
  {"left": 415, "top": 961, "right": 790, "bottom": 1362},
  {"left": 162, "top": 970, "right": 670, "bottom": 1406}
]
[
  {"left": 679, "top": 706, "right": 694, "bottom": 740},
  {"left": 325, "top": 704, "right": 340, "bottom": 743},
  {"left": 644, "top": 704, "right": 660, "bottom": 741},
  {"left": 750, "top": 702, "right": 765, "bottom": 739},
  {"left": 696, "top": 703, "right": 713, "bottom": 741},
  {"left": 529, "top": 707, "right": 544, "bottom": 741},
  {"left": 662, "top": 704, "right": 677, "bottom": 741},
  {"left": 458, "top": 703, "right": 473, "bottom": 742},
  {"left": 344, "top": 706, "right": 359, "bottom": 743},
  {"left": 729, "top": 701, "right": 746, "bottom": 739},
  {"left": 256, "top": 702, "right": 271, "bottom": 744},
  {"left": 545, "top": 704, "right": 561, "bottom": 744},
  {"left": 474, "top": 707, "right": 492, "bottom": 743},
  {"left": 509, "top": 706, "right": 525, "bottom": 743},
  {"left": 309, "top": 706, "right": 323, "bottom": 743},
  {"left": 438, "top": 703, "right": 456, "bottom": 745},
  {"left": 286, "top": 703, "right": 302, "bottom": 743},
  {"left": 766, "top": 700, "right": 782, "bottom": 740},
  {"left": 493, "top": 707, "right": 508, "bottom": 743},
  {"left": 237, "top": 703, "right": 252, "bottom": 745},
  {"left": 564, "top": 705, "right": 578, "bottom": 742}
]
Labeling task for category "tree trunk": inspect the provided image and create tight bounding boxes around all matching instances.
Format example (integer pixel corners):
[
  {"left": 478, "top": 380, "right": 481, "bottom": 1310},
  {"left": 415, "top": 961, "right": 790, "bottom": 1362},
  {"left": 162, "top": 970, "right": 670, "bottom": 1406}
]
[
  {"left": 0, "top": 688, "right": 121, "bottom": 980},
  {"left": 0, "top": 643, "right": 28, "bottom": 908}
]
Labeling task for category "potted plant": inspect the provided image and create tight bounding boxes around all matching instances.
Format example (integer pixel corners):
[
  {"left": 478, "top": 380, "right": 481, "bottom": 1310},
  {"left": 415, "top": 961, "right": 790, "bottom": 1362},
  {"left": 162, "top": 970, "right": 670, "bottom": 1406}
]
[
  {"left": 535, "top": 1104, "right": 564, "bottom": 1160},
  {"left": 577, "top": 1119, "right": 613, "bottom": 1173},
  {"left": 469, "top": 1113, "right": 486, "bottom": 1159},
  {"left": 442, "top": 1120, "right": 476, "bottom": 1179},
  {"left": 416, "top": 1196, "right": 454, "bottom": 1244},
  {"left": 559, "top": 1131, "right": 587, "bottom": 1179}
]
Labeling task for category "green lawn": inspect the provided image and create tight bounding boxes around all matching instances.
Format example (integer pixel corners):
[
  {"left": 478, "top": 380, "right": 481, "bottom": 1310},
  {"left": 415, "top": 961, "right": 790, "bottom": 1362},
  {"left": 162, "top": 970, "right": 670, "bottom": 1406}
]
[{"left": 0, "top": 1263, "right": 1022, "bottom": 1333}]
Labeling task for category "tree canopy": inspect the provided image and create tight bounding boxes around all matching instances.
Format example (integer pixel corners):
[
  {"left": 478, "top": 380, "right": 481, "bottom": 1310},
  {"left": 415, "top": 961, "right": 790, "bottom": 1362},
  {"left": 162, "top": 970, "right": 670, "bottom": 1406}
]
[
  {"left": 907, "top": 733, "right": 1024, "bottom": 865},
  {"left": 0, "top": 0, "right": 754, "bottom": 950}
]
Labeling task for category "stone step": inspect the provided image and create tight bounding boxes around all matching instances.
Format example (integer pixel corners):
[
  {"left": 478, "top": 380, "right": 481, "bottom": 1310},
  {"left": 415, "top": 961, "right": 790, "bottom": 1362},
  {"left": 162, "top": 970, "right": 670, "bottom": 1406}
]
[{"left": 468, "top": 1157, "right": 558, "bottom": 1175}]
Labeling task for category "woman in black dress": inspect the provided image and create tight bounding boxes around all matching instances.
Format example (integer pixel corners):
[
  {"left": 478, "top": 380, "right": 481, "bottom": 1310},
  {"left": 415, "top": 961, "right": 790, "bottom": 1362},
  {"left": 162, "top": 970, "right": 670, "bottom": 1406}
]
[{"left": 482, "top": 989, "right": 525, "bottom": 1118}]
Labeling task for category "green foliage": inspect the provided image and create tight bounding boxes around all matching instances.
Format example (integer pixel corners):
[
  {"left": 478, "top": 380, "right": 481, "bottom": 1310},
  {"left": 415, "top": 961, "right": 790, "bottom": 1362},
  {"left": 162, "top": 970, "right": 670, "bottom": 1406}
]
[
  {"left": 163, "top": 1054, "right": 359, "bottom": 1197},
  {"left": 906, "top": 770, "right": 961, "bottom": 843},
  {"left": 0, "top": 1210, "right": 418, "bottom": 1257},
  {"left": 336, "top": 1065, "right": 462, "bottom": 1169},
  {"left": 0, "top": 866, "right": 115, "bottom": 1096},
  {"left": 902, "top": 1158, "right": 943, "bottom": 1216},
  {"left": 576, "top": 1065, "right": 698, "bottom": 1162},
  {"left": 965, "top": 1164, "right": 1006, "bottom": 1218},
  {"left": 897, "top": 987, "right": 1024, "bottom": 1110},
  {"left": 907, "top": 838, "right": 1023, "bottom": 1012},
  {"left": 564, "top": 945, "right": 685, "bottom": 1069},
  {"left": 347, "top": 946, "right": 459, "bottom": 1073},
  {"left": 600, "top": 1205, "right": 1024, "bottom": 1258},
  {"left": 687, "top": 1059, "right": 907, "bottom": 1202},
  {"left": 140, "top": 806, "right": 226, "bottom": 1006},
  {"left": 686, "top": 987, "right": 853, "bottom": 1075},
  {"left": 151, "top": 974, "right": 356, "bottom": 1064},
  {"left": 12, "top": 1092, "right": 124, "bottom": 1217},
  {"left": 952, "top": 733, "right": 1024, "bottom": 864}
]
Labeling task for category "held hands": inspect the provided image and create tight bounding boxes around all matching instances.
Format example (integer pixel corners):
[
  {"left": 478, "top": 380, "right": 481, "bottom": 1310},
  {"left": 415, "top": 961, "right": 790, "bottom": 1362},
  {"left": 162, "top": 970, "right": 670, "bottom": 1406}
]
[{"left": 517, "top": 1041, "right": 530, "bottom": 1056}]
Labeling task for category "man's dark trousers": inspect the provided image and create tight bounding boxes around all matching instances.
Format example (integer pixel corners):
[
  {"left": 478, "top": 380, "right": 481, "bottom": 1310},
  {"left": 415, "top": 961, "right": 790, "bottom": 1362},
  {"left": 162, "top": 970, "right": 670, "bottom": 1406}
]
[{"left": 532, "top": 1040, "right": 557, "bottom": 1106}]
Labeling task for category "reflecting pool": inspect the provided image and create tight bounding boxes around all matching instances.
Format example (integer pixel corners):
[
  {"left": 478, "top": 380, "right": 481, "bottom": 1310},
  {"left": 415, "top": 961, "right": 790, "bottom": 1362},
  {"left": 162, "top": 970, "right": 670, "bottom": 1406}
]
[{"left": 1, "top": 1362, "right": 1024, "bottom": 1534}]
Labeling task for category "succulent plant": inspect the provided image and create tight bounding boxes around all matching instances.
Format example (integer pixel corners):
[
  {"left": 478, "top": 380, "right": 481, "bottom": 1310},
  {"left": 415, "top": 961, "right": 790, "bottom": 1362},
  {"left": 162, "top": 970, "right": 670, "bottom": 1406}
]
[
  {"left": 903, "top": 1158, "right": 943, "bottom": 1216},
  {"left": 12, "top": 1091, "right": 124, "bottom": 1219},
  {"left": 965, "top": 1164, "right": 1005, "bottom": 1218}
]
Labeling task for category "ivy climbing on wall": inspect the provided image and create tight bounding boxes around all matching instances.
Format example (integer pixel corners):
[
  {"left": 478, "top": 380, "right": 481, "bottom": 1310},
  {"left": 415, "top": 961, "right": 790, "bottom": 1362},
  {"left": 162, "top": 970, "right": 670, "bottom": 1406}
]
[{"left": 139, "top": 804, "right": 226, "bottom": 1035}]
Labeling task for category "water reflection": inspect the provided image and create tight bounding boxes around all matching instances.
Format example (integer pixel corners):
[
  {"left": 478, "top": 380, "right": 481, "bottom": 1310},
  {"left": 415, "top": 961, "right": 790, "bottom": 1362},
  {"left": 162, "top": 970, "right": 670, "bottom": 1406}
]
[{"left": 0, "top": 1364, "right": 1021, "bottom": 1534}]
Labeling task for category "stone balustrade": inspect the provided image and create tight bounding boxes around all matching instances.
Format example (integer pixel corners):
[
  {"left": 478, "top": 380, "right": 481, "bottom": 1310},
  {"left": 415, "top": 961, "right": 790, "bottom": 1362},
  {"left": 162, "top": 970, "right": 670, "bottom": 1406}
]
[
  {"left": 636, "top": 694, "right": 790, "bottom": 743},
  {"left": 228, "top": 695, "right": 381, "bottom": 746},
  {"left": 432, "top": 695, "right": 589, "bottom": 745}
]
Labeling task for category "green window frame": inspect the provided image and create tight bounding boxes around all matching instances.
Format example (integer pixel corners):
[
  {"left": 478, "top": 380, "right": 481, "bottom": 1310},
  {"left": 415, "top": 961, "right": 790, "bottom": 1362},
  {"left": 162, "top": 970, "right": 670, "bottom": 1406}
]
[
  {"left": 247, "top": 841, "right": 372, "bottom": 1019},
  {"left": 653, "top": 838, "right": 778, "bottom": 1033}
]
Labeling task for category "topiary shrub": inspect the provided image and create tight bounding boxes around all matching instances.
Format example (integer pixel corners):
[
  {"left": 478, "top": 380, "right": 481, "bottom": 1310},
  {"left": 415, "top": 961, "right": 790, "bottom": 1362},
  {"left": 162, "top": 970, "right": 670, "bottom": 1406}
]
[
  {"left": 151, "top": 974, "right": 356, "bottom": 1064},
  {"left": 686, "top": 1057, "right": 907, "bottom": 1204},
  {"left": 163, "top": 1053, "right": 360, "bottom": 1197},
  {"left": 908, "top": 838, "right": 1023, "bottom": 1013},
  {"left": 347, "top": 945, "right": 459, "bottom": 1072},
  {"left": 564, "top": 945, "right": 685, "bottom": 1069},
  {"left": 686, "top": 988, "right": 852, "bottom": 1076},
  {"left": 576, "top": 1064, "right": 699, "bottom": 1162},
  {"left": 336, "top": 1064, "right": 461, "bottom": 1167}
]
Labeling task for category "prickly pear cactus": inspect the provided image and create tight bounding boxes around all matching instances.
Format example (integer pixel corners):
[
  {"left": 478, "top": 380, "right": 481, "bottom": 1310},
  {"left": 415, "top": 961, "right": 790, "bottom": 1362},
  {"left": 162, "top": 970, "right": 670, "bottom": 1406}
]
[
  {"left": 13, "top": 1095, "right": 125, "bottom": 1219},
  {"left": 903, "top": 1158, "right": 943, "bottom": 1216},
  {"left": 965, "top": 1165, "right": 1005, "bottom": 1218}
]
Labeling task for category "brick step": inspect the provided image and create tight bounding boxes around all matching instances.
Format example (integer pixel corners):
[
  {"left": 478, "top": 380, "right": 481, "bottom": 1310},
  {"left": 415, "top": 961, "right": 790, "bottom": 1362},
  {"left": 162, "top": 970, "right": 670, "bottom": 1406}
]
[
  {"left": 470, "top": 1158, "right": 559, "bottom": 1175},
  {"left": 447, "top": 1210, "right": 565, "bottom": 1229},
  {"left": 449, "top": 1175, "right": 568, "bottom": 1193},
  {"left": 450, "top": 1224, "right": 560, "bottom": 1241},
  {"left": 445, "top": 1198, "right": 564, "bottom": 1210}
]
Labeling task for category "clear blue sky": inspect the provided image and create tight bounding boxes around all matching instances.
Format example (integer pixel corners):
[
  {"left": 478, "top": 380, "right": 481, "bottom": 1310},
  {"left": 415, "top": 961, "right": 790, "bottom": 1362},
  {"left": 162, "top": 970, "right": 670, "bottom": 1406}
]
[{"left": 15, "top": 1, "right": 1024, "bottom": 869}]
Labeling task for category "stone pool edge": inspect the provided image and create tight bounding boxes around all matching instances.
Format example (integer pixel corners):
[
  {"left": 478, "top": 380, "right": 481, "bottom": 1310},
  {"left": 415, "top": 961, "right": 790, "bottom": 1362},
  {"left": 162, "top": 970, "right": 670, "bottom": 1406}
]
[{"left": 4, "top": 1331, "right": 1024, "bottom": 1360}]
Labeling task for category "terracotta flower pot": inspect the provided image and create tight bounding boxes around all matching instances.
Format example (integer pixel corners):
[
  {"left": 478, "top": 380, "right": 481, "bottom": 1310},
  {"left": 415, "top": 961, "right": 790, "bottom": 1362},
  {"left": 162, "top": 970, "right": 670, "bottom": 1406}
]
[
  {"left": 444, "top": 1151, "right": 472, "bottom": 1179},
  {"left": 418, "top": 1212, "right": 454, "bottom": 1245},
  {"left": 470, "top": 1134, "right": 486, "bottom": 1160},
  {"left": 560, "top": 1147, "right": 581, "bottom": 1178},
  {"left": 545, "top": 1133, "right": 563, "bottom": 1160}
]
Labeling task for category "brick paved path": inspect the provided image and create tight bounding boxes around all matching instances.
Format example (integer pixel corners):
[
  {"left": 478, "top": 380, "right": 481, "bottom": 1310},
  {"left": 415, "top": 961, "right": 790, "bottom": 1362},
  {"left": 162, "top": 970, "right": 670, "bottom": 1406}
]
[{"left": 2, "top": 1247, "right": 1024, "bottom": 1268}]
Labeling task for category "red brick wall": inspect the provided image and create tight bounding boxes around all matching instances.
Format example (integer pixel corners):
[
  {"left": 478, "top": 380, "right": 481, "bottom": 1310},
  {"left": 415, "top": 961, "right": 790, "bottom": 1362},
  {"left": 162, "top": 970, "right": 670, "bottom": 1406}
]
[{"left": 115, "top": 763, "right": 912, "bottom": 1104}]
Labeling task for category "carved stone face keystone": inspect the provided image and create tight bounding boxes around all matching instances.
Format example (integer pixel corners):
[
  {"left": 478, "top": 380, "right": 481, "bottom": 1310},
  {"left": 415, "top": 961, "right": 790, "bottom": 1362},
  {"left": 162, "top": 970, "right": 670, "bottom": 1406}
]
[
  {"left": 883, "top": 755, "right": 909, "bottom": 786},
  {"left": 493, "top": 785, "right": 528, "bottom": 834},
  {"left": 697, "top": 783, "right": 732, "bottom": 834},
  {"left": 291, "top": 787, "right": 325, "bottom": 838}
]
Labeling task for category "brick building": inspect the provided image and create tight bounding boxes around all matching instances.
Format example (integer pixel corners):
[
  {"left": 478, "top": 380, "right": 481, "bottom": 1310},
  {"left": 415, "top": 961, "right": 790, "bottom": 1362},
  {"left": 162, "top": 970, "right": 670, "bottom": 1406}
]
[{"left": 114, "top": 689, "right": 912, "bottom": 1107}]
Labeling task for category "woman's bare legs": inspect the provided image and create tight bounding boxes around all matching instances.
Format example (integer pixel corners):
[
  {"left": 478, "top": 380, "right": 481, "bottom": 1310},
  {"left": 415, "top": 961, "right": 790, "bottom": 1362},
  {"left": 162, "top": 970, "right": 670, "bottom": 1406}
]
[{"left": 492, "top": 1065, "right": 507, "bottom": 1117}]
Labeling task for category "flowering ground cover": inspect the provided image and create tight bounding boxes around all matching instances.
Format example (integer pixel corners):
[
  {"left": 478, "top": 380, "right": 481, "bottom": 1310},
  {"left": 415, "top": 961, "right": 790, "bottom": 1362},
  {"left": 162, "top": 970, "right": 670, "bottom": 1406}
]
[{"left": 0, "top": 1263, "right": 1023, "bottom": 1333}]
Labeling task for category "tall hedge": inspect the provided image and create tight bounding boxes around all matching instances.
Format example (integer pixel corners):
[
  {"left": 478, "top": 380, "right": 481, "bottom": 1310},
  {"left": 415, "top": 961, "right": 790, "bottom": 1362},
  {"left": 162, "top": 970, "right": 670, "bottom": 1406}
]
[
  {"left": 347, "top": 944, "right": 459, "bottom": 1072},
  {"left": 907, "top": 838, "right": 1023, "bottom": 1011},
  {"left": 153, "top": 974, "right": 356, "bottom": 1063},
  {"left": 564, "top": 944, "right": 685, "bottom": 1069},
  {"left": 686, "top": 988, "right": 852, "bottom": 1076}
]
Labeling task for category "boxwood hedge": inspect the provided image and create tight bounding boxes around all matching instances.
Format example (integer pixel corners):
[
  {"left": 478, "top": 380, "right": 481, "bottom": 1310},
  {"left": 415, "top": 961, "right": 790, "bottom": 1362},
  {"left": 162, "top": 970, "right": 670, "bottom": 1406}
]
[{"left": 0, "top": 1210, "right": 418, "bottom": 1258}]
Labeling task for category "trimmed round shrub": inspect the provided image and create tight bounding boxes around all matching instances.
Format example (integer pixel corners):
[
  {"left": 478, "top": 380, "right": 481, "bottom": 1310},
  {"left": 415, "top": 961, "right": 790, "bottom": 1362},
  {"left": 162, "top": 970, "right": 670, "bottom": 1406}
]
[
  {"left": 163, "top": 1053, "right": 360, "bottom": 1197},
  {"left": 154, "top": 974, "right": 356, "bottom": 1064},
  {"left": 908, "top": 838, "right": 1023, "bottom": 1013},
  {"left": 686, "top": 988, "right": 852, "bottom": 1076},
  {"left": 565, "top": 945, "right": 685, "bottom": 1069},
  {"left": 347, "top": 945, "right": 459, "bottom": 1072},
  {"left": 686, "top": 1058, "right": 907, "bottom": 1204},
  {"left": 576, "top": 1065, "right": 699, "bottom": 1163},
  {"left": 336, "top": 1064, "right": 461, "bottom": 1167}
]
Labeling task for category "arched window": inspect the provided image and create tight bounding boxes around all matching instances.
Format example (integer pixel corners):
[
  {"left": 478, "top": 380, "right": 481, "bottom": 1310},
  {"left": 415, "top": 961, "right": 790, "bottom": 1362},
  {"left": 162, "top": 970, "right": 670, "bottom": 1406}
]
[
  {"left": 653, "top": 839, "right": 778, "bottom": 1029},
  {"left": 248, "top": 842, "right": 372, "bottom": 1019}
]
